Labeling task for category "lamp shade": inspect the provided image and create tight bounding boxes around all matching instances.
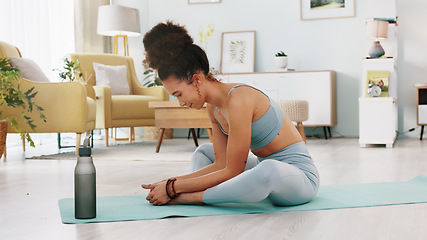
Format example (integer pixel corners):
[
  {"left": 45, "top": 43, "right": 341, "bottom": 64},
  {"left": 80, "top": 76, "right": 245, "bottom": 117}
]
[
  {"left": 97, "top": 5, "right": 141, "bottom": 37},
  {"left": 366, "top": 19, "right": 388, "bottom": 40}
]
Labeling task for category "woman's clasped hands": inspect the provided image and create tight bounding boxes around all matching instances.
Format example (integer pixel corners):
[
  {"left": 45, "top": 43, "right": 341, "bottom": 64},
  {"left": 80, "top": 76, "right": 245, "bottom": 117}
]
[{"left": 141, "top": 180, "right": 170, "bottom": 206}]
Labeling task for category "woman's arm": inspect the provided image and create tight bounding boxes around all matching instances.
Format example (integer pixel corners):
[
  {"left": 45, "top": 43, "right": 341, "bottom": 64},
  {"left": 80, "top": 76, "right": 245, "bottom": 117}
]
[
  {"left": 141, "top": 104, "right": 228, "bottom": 191},
  {"left": 175, "top": 104, "right": 229, "bottom": 179},
  {"left": 173, "top": 93, "right": 253, "bottom": 194}
]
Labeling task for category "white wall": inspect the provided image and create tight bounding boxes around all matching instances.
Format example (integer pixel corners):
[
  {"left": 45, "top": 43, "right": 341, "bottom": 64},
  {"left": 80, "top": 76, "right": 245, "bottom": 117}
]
[
  {"left": 396, "top": 0, "right": 427, "bottom": 139},
  {"left": 113, "top": 0, "right": 426, "bottom": 138}
]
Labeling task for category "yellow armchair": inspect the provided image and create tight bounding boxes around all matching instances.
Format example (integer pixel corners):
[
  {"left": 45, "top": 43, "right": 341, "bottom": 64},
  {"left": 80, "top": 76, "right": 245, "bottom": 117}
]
[
  {"left": 68, "top": 53, "right": 169, "bottom": 146},
  {"left": 0, "top": 41, "right": 96, "bottom": 155}
]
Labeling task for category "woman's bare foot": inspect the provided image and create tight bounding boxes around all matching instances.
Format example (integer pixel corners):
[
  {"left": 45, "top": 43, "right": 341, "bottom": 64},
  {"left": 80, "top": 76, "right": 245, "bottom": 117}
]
[{"left": 167, "top": 191, "right": 205, "bottom": 205}]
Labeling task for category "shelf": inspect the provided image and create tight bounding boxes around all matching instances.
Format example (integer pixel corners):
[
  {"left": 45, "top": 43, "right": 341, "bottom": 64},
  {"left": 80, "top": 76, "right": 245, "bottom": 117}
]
[{"left": 359, "top": 97, "right": 395, "bottom": 103}]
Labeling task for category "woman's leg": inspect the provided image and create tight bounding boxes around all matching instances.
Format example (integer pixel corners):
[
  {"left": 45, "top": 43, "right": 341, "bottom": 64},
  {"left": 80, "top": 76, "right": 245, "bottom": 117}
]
[
  {"left": 169, "top": 143, "right": 260, "bottom": 205},
  {"left": 191, "top": 143, "right": 215, "bottom": 172},
  {"left": 203, "top": 160, "right": 317, "bottom": 206},
  {"left": 191, "top": 143, "right": 259, "bottom": 172}
]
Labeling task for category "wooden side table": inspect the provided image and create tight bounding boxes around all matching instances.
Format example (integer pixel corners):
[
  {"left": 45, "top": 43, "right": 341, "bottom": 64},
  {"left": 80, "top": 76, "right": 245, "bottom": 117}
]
[{"left": 149, "top": 101, "right": 212, "bottom": 152}]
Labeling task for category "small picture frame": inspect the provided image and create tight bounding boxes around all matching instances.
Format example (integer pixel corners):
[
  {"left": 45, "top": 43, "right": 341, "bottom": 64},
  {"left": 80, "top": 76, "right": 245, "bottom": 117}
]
[
  {"left": 220, "top": 31, "right": 256, "bottom": 73},
  {"left": 188, "top": 0, "right": 221, "bottom": 4},
  {"left": 300, "top": 0, "right": 355, "bottom": 20},
  {"left": 366, "top": 70, "right": 390, "bottom": 97}
]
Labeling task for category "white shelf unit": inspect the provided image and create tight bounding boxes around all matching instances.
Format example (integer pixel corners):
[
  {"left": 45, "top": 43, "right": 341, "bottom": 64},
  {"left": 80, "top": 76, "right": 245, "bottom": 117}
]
[
  {"left": 361, "top": 58, "right": 397, "bottom": 99},
  {"left": 359, "top": 18, "right": 398, "bottom": 147},
  {"left": 223, "top": 71, "right": 337, "bottom": 137},
  {"left": 359, "top": 97, "right": 397, "bottom": 148},
  {"left": 359, "top": 58, "right": 398, "bottom": 148}
]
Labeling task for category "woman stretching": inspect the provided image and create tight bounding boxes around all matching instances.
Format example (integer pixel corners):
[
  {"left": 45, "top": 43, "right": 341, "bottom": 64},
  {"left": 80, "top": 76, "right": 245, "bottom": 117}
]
[{"left": 141, "top": 21, "right": 319, "bottom": 206}]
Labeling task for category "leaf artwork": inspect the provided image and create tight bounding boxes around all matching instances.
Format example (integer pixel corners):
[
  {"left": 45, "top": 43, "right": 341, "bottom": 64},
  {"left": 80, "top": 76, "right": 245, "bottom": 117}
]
[{"left": 229, "top": 40, "right": 247, "bottom": 65}]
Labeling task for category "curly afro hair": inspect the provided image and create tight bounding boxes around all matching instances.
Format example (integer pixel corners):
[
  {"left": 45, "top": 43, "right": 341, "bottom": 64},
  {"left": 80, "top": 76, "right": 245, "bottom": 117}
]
[{"left": 143, "top": 21, "right": 210, "bottom": 82}]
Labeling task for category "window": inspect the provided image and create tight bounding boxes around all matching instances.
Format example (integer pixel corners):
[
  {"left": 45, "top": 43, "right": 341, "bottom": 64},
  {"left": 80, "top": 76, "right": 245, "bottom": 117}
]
[{"left": 0, "top": 0, "right": 75, "bottom": 82}]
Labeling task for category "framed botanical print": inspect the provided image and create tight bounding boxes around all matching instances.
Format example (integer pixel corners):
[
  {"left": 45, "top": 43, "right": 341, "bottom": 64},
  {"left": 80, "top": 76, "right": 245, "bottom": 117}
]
[
  {"left": 220, "top": 31, "right": 256, "bottom": 73},
  {"left": 301, "top": 0, "right": 355, "bottom": 20}
]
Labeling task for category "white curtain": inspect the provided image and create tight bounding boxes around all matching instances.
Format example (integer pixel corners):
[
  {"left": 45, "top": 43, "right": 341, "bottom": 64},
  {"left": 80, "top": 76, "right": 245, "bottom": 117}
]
[
  {"left": 74, "top": 0, "right": 110, "bottom": 53},
  {"left": 0, "top": 0, "right": 75, "bottom": 82}
]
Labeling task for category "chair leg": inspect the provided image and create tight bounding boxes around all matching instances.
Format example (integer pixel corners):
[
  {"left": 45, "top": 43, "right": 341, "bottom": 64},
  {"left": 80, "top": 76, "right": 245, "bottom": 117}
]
[
  {"left": 297, "top": 122, "right": 306, "bottom": 143},
  {"left": 105, "top": 128, "right": 109, "bottom": 147},
  {"left": 129, "top": 127, "right": 135, "bottom": 143},
  {"left": 113, "top": 127, "right": 135, "bottom": 142},
  {"left": 75, "top": 133, "right": 81, "bottom": 156},
  {"left": 21, "top": 136, "right": 26, "bottom": 152}
]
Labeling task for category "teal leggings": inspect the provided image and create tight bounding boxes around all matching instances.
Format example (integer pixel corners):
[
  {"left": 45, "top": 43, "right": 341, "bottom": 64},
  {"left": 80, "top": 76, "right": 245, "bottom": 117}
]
[{"left": 191, "top": 142, "right": 319, "bottom": 206}]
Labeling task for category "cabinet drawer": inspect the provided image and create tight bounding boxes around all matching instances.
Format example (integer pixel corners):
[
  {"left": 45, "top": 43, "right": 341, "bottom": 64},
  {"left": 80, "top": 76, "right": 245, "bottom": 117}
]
[{"left": 419, "top": 105, "right": 427, "bottom": 124}]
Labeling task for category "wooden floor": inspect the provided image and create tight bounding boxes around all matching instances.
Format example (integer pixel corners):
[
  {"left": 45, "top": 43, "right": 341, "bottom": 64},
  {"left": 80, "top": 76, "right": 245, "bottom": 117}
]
[{"left": 1, "top": 136, "right": 427, "bottom": 240}]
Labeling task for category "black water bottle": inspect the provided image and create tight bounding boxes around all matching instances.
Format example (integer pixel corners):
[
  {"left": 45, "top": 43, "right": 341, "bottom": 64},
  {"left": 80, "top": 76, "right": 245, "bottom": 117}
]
[{"left": 74, "top": 135, "right": 96, "bottom": 219}]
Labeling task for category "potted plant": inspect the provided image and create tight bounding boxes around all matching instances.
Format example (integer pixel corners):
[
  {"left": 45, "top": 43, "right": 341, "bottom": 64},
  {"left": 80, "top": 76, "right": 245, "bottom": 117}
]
[
  {"left": 54, "top": 58, "right": 83, "bottom": 82},
  {"left": 142, "top": 68, "right": 162, "bottom": 87},
  {"left": 0, "top": 58, "right": 46, "bottom": 156},
  {"left": 275, "top": 51, "right": 288, "bottom": 69}
]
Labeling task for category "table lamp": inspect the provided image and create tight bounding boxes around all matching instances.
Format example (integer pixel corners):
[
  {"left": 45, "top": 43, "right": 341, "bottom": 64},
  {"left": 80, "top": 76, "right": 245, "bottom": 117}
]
[
  {"left": 366, "top": 19, "right": 388, "bottom": 58},
  {"left": 97, "top": 5, "right": 141, "bottom": 56}
]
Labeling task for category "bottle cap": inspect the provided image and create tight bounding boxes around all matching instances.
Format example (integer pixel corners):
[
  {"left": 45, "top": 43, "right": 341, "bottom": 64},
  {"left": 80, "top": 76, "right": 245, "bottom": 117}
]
[
  {"left": 79, "top": 135, "right": 92, "bottom": 157},
  {"left": 79, "top": 146, "right": 92, "bottom": 157}
]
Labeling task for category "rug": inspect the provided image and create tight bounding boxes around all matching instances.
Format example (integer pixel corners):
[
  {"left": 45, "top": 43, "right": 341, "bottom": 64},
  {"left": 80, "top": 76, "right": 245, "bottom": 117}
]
[
  {"left": 26, "top": 139, "right": 201, "bottom": 161},
  {"left": 59, "top": 175, "right": 427, "bottom": 224}
]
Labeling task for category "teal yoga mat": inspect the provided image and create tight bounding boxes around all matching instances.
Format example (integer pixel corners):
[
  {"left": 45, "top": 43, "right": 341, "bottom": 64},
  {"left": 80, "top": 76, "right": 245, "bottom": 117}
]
[{"left": 59, "top": 176, "right": 427, "bottom": 224}]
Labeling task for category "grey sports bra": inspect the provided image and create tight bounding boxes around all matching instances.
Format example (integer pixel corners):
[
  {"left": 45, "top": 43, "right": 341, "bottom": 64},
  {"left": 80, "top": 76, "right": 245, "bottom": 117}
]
[{"left": 214, "top": 85, "right": 284, "bottom": 150}]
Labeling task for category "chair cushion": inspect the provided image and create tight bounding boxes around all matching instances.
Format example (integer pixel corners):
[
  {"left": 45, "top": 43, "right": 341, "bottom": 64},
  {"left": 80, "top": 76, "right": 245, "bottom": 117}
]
[
  {"left": 93, "top": 62, "right": 129, "bottom": 95},
  {"left": 9, "top": 56, "right": 50, "bottom": 83},
  {"left": 111, "top": 95, "right": 162, "bottom": 120}
]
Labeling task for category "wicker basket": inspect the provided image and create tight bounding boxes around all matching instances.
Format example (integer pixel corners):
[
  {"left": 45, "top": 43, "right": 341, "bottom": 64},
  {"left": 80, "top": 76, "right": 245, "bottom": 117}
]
[
  {"left": 144, "top": 127, "right": 173, "bottom": 140},
  {"left": 0, "top": 120, "right": 7, "bottom": 158}
]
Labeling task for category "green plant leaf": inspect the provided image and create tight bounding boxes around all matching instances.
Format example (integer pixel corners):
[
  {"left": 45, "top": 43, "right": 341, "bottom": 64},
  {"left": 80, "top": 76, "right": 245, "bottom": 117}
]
[{"left": 1, "top": 57, "right": 45, "bottom": 147}]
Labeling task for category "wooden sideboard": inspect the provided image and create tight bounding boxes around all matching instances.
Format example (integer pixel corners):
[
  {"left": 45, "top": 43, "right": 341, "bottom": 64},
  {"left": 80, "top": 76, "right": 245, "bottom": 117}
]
[{"left": 222, "top": 70, "right": 337, "bottom": 135}]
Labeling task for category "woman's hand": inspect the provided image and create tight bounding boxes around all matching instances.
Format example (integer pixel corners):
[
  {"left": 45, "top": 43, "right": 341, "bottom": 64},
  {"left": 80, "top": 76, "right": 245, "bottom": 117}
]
[
  {"left": 141, "top": 181, "right": 170, "bottom": 205},
  {"left": 141, "top": 179, "right": 166, "bottom": 192}
]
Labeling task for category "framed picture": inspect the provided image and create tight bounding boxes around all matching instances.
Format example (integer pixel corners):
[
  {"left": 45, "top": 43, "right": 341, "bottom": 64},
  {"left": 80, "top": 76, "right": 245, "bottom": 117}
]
[
  {"left": 188, "top": 0, "right": 221, "bottom": 4},
  {"left": 220, "top": 31, "right": 256, "bottom": 73},
  {"left": 366, "top": 70, "right": 389, "bottom": 97},
  {"left": 300, "top": 0, "right": 355, "bottom": 20}
]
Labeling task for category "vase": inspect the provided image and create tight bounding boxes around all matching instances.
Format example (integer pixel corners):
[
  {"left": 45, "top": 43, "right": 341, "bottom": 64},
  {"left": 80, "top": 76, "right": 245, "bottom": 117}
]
[
  {"left": 275, "top": 56, "right": 288, "bottom": 69},
  {"left": 0, "top": 120, "right": 7, "bottom": 158}
]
